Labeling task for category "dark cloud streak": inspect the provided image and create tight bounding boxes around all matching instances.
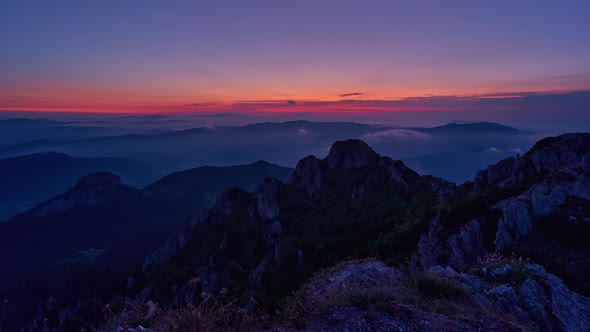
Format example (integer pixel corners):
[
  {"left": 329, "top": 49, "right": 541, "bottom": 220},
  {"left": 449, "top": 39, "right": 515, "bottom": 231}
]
[{"left": 339, "top": 92, "right": 363, "bottom": 97}]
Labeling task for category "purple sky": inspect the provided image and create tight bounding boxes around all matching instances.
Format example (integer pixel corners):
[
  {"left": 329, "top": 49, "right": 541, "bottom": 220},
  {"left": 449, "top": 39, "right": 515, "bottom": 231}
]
[{"left": 0, "top": 1, "right": 589, "bottom": 119}]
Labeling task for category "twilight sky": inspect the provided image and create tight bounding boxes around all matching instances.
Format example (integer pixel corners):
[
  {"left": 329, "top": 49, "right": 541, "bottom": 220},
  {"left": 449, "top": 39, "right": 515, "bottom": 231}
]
[{"left": 1, "top": 1, "right": 590, "bottom": 115}]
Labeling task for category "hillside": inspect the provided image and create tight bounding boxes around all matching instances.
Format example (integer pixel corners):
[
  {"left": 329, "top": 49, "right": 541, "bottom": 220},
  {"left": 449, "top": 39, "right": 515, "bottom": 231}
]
[
  {"left": 0, "top": 152, "right": 154, "bottom": 221},
  {"left": 3, "top": 134, "right": 590, "bottom": 331}
]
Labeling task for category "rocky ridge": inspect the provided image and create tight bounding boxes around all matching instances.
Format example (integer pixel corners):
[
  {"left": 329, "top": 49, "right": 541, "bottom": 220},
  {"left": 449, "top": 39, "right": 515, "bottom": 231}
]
[
  {"left": 411, "top": 133, "right": 590, "bottom": 296},
  {"left": 14, "top": 134, "right": 590, "bottom": 331}
]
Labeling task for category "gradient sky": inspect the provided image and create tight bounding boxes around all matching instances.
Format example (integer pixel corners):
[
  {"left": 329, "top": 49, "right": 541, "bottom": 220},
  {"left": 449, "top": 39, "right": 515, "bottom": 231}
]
[{"left": 1, "top": 1, "right": 590, "bottom": 113}]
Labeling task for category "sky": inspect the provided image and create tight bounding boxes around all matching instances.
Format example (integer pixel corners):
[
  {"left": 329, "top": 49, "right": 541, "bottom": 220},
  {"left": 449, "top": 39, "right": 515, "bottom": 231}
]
[{"left": 1, "top": 1, "right": 590, "bottom": 116}]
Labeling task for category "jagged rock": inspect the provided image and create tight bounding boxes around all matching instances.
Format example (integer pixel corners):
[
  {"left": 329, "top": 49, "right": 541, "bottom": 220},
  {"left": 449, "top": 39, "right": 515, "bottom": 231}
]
[
  {"left": 475, "top": 133, "right": 590, "bottom": 190},
  {"left": 252, "top": 238, "right": 304, "bottom": 289},
  {"left": 411, "top": 234, "right": 443, "bottom": 270},
  {"left": 431, "top": 264, "right": 590, "bottom": 332},
  {"left": 326, "top": 139, "right": 380, "bottom": 170},
  {"left": 412, "top": 215, "right": 487, "bottom": 271},
  {"left": 410, "top": 213, "right": 444, "bottom": 270},
  {"left": 447, "top": 219, "right": 486, "bottom": 271},
  {"left": 528, "top": 180, "right": 572, "bottom": 217},
  {"left": 527, "top": 264, "right": 590, "bottom": 332},
  {"left": 293, "top": 155, "right": 322, "bottom": 198},
  {"left": 142, "top": 232, "right": 189, "bottom": 271},
  {"left": 474, "top": 157, "right": 517, "bottom": 190},
  {"left": 427, "top": 175, "right": 456, "bottom": 203},
  {"left": 349, "top": 156, "right": 421, "bottom": 199},
  {"left": 254, "top": 177, "right": 281, "bottom": 220},
  {"left": 494, "top": 199, "right": 532, "bottom": 251},
  {"left": 206, "top": 187, "right": 251, "bottom": 224}
]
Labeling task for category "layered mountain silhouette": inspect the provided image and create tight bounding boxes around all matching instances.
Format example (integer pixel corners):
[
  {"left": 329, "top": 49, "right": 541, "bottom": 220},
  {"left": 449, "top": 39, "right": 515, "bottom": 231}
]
[
  {"left": 0, "top": 152, "right": 155, "bottom": 221},
  {"left": 2, "top": 133, "right": 589, "bottom": 331},
  {"left": 0, "top": 161, "right": 292, "bottom": 289},
  {"left": 0, "top": 120, "right": 537, "bottom": 183}
]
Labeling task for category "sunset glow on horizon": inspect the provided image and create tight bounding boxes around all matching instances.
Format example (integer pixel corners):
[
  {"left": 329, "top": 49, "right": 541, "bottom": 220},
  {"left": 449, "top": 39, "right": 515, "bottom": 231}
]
[{"left": 1, "top": 1, "right": 589, "bottom": 114}]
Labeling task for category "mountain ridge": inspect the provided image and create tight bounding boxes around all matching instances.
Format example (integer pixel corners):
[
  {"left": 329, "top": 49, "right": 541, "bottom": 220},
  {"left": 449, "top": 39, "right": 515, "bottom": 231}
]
[{"left": 3, "top": 133, "right": 589, "bottom": 331}]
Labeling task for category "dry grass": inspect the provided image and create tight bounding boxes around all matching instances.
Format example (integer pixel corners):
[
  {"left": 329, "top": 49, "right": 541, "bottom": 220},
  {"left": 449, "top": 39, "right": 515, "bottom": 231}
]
[
  {"left": 282, "top": 259, "right": 527, "bottom": 330},
  {"left": 95, "top": 289, "right": 263, "bottom": 332},
  {"left": 93, "top": 301, "right": 157, "bottom": 332}
]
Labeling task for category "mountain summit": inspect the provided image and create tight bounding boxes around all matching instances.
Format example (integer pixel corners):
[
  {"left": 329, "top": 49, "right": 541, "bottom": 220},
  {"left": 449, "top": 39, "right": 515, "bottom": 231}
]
[
  {"left": 3, "top": 134, "right": 590, "bottom": 331},
  {"left": 326, "top": 139, "right": 380, "bottom": 169}
]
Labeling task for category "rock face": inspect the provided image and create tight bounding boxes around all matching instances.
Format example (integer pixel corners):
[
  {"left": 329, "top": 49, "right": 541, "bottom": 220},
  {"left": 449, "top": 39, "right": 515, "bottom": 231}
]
[
  {"left": 293, "top": 139, "right": 431, "bottom": 200},
  {"left": 494, "top": 199, "right": 533, "bottom": 252},
  {"left": 135, "top": 138, "right": 448, "bottom": 309},
  {"left": 254, "top": 177, "right": 281, "bottom": 220},
  {"left": 412, "top": 134, "right": 590, "bottom": 292},
  {"left": 21, "top": 134, "right": 590, "bottom": 332},
  {"left": 430, "top": 264, "right": 590, "bottom": 332},
  {"left": 475, "top": 133, "right": 590, "bottom": 190},
  {"left": 293, "top": 156, "right": 323, "bottom": 198},
  {"left": 447, "top": 219, "right": 486, "bottom": 271},
  {"left": 142, "top": 232, "right": 189, "bottom": 271},
  {"left": 411, "top": 214, "right": 487, "bottom": 272},
  {"left": 326, "top": 139, "right": 380, "bottom": 170},
  {"left": 280, "top": 260, "right": 528, "bottom": 332}
]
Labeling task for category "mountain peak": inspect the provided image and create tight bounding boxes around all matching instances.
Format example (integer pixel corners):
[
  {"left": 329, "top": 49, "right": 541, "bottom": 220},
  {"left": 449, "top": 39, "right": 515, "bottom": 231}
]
[{"left": 327, "top": 139, "right": 380, "bottom": 170}]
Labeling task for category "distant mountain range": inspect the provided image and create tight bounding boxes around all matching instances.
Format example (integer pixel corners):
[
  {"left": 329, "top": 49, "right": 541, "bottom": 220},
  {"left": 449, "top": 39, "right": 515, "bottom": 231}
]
[
  {"left": 410, "top": 121, "right": 531, "bottom": 135},
  {"left": 0, "top": 120, "right": 539, "bottom": 183}
]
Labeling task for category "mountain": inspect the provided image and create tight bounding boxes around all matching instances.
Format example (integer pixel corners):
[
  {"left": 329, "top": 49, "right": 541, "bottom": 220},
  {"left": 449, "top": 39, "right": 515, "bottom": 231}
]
[
  {"left": 5, "top": 134, "right": 590, "bottom": 331},
  {"left": 412, "top": 122, "right": 531, "bottom": 135},
  {"left": 0, "top": 152, "right": 155, "bottom": 221},
  {"left": 412, "top": 133, "right": 590, "bottom": 294},
  {"left": 0, "top": 120, "right": 537, "bottom": 184},
  {"left": 69, "top": 134, "right": 589, "bottom": 332},
  {"left": 0, "top": 118, "right": 142, "bottom": 147},
  {"left": 0, "top": 161, "right": 292, "bottom": 290}
]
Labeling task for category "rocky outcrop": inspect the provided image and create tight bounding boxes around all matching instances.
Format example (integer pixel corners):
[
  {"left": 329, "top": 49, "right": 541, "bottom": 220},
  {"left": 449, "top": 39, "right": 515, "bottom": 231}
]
[
  {"left": 412, "top": 215, "right": 488, "bottom": 271},
  {"left": 199, "top": 187, "right": 251, "bottom": 224},
  {"left": 254, "top": 177, "right": 281, "bottom": 220},
  {"left": 293, "top": 139, "right": 433, "bottom": 200},
  {"left": 494, "top": 199, "right": 533, "bottom": 252},
  {"left": 447, "top": 219, "right": 486, "bottom": 271},
  {"left": 493, "top": 168, "right": 590, "bottom": 251},
  {"left": 413, "top": 133, "right": 590, "bottom": 281},
  {"left": 475, "top": 133, "right": 590, "bottom": 190},
  {"left": 28, "top": 134, "right": 590, "bottom": 332},
  {"left": 431, "top": 264, "right": 590, "bottom": 332},
  {"left": 326, "top": 139, "right": 380, "bottom": 170},
  {"left": 142, "top": 232, "right": 189, "bottom": 271},
  {"left": 302, "top": 261, "right": 399, "bottom": 302},
  {"left": 281, "top": 261, "right": 526, "bottom": 332},
  {"left": 293, "top": 156, "right": 323, "bottom": 198}
]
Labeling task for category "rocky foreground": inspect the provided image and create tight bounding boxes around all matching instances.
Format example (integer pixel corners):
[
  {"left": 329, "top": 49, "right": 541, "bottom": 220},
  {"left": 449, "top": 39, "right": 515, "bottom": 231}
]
[{"left": 18, "top": 133, "right": 590, "bottom": 331}]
